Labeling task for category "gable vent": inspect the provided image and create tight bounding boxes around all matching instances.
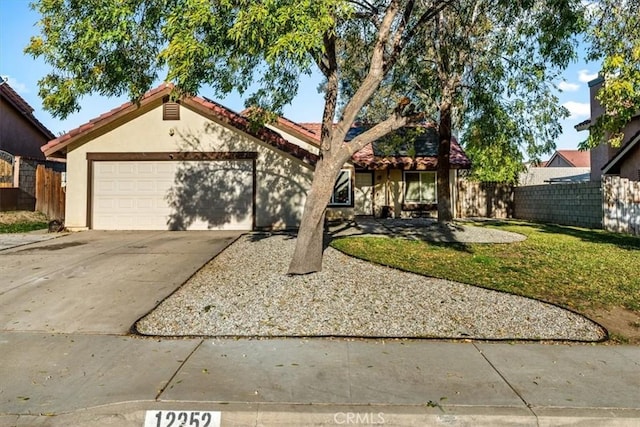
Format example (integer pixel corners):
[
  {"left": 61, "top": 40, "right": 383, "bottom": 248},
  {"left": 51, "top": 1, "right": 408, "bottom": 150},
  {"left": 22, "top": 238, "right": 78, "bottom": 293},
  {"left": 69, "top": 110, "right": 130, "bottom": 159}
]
[{"left": 163, "top": 102, "right": 180, "bottom": 120}]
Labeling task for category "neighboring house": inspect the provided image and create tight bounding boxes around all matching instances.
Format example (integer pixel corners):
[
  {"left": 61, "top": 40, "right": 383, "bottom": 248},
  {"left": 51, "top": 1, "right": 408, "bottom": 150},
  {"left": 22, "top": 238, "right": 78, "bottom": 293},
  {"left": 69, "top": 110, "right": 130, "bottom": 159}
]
[
  {"left": 0, "top": 81, "right": 54, "bottom": 160},
  {"left": 518, "top": 166, "right": 590, "bottom": 186},
  {"left": 545, "top": 150, "right": 590, "bottom": 168},
  {"left": 576, "top": 76, "right": 640, "bottom": 181},
  {"left": 517, "top": 149, "right": 591, "bottom": 186},
  {"left": 0, "top": 80, "right": 57, "bottom": 210},
  {"left": 42, "top": 83, "right": 470, "bottom": 231},
  {"left": 601, "top": 131, "right": 640, "bottom": 180}
]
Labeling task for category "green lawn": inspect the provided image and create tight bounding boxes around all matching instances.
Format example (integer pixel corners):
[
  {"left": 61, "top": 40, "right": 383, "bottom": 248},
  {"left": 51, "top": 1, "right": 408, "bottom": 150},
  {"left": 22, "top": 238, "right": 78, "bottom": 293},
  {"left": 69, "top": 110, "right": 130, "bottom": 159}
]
[
  {"left": 331, "top": 221, "right": 640, "bottom": 314},
  {"left": 0, "top": 221, "right": 48, "bottom": 233},
  {"left": 0, "top": 211, "right": 48, "bottom": 233}
]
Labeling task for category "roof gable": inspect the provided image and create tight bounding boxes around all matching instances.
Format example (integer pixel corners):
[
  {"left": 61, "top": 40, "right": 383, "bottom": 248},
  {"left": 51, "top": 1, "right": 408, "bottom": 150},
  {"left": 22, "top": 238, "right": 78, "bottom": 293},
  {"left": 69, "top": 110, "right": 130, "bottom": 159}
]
[
  {"left": 0, "top": 82, "right": 55, "bottom": 140},
  {"left": 547, "top": 150, "right": 590, "bottom": 168},
  {"left": 41, "top": 84, "right": 318, "bottom": 165}
]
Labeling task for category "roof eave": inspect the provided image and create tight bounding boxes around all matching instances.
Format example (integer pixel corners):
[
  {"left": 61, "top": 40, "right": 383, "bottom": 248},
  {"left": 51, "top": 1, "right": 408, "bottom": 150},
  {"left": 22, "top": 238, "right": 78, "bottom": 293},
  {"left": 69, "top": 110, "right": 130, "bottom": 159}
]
[{"left": 601, "top": 130, "right": 640, "bottom": 175}]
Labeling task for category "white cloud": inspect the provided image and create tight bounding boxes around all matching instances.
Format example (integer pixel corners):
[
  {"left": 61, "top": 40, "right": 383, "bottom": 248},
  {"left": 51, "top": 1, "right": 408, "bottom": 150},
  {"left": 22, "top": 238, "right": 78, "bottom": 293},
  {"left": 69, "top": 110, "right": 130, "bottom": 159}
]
[
  {"left": 578, "top": 69, "right": 598, "bottom": 83},
  {"left": 558, "top": 81, "right": 580, "bottom": 92},
  {"left": 0, "top": 75, "right": 29, "bottom": 94},
  {"left": 563, "top": 101, "right": 590, "bottom": 118}
]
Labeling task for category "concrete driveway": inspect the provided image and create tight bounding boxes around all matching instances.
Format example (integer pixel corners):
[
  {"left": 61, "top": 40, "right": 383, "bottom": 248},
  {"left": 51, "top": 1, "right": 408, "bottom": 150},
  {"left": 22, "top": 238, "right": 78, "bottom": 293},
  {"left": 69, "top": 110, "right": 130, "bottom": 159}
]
[{"left": 0, "top": 231, "right": 242, "bottom": 334}]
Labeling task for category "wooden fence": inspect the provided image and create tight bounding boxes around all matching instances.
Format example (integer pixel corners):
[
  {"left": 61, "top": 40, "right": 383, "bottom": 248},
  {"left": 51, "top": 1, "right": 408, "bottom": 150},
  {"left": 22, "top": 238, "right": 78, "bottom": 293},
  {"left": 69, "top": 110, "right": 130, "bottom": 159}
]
[
  {"left": 603, "top": 176, "right": 640, "bottom": 236},
  {"left": 0, "top": 157, "right": 13, "bottom": 188},
  {"left": 35, "top": 164, "right": 65, "bottom": 220},
  {"left": 456, "top": 180, "right": 514, "bottom": 219}
]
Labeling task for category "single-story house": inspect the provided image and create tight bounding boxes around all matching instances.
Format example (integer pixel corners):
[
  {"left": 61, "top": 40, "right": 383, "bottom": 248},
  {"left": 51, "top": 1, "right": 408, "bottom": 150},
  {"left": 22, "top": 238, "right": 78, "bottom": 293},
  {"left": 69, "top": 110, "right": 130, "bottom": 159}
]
[
  {"left": 42, "top": 84, "right": 470, "bottom": 231},
  {"left": 347, "top": 124, "right": 471, "bottom": 218}
]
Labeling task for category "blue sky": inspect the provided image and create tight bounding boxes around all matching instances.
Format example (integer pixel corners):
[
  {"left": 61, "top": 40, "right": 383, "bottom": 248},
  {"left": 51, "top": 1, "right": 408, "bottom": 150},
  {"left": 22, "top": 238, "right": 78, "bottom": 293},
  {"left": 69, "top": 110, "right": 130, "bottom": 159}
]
[{"left": 1, "top": 1, "right": 599, "bottom": 157}]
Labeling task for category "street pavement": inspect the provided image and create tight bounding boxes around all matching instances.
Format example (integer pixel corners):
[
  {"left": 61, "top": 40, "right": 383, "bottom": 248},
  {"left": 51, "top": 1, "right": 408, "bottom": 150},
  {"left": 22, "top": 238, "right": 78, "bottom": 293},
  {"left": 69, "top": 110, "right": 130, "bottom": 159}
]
[{"left": 0, "top": 230, "right": 639, "bottom": 426}]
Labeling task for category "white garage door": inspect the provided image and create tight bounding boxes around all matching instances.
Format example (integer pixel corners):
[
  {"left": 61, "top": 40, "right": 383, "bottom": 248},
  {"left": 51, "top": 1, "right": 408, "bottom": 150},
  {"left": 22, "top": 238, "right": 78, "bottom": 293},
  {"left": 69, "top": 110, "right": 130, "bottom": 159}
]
[{"left": 92, "top": 160, "right": 253, "bottom": 230}]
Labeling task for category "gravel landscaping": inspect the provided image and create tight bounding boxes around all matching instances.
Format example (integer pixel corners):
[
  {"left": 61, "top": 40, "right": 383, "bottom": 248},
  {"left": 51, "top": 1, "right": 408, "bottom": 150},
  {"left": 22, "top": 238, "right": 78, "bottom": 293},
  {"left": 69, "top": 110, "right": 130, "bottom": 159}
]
[{"left": 136, "top": 232, "right": 606, "bottom": 341}]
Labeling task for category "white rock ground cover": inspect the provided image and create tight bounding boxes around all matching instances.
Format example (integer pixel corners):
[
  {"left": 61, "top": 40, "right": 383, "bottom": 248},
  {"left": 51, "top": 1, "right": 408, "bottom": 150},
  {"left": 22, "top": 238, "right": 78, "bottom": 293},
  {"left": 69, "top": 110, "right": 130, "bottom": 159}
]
[{"left": 136, "top": 234, "right": 606, "bottom": 341}]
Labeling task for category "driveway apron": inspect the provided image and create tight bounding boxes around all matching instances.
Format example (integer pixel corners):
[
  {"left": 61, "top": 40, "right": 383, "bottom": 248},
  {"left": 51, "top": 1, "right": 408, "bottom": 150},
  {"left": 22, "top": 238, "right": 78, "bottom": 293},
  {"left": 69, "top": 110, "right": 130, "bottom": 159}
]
[{"left": 0, "top": 231, "right": 241, "bottom": 334}]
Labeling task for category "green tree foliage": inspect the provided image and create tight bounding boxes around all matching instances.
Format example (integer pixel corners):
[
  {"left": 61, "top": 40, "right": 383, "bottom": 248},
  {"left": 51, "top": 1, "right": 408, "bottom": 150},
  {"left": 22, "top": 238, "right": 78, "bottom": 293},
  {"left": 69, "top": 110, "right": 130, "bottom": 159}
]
[
  {"left": 25, "top": 0, "right": 344, "bottom": 118},
  {"left": 583, "top": 0, "right": 640, "bottom": 148},
  {"left": 348, "top": 0, "right": 583, "bottom": 185}
]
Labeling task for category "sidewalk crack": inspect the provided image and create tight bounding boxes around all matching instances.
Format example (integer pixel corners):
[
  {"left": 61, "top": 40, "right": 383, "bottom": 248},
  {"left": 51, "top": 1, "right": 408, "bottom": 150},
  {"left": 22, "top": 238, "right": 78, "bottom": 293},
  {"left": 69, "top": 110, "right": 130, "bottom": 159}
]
[
  {"left": 155, "top": 339, "right": 204, "bottom": 401},
  {"left": 472, "top": 343, "right": 539, "bottom": 425}
]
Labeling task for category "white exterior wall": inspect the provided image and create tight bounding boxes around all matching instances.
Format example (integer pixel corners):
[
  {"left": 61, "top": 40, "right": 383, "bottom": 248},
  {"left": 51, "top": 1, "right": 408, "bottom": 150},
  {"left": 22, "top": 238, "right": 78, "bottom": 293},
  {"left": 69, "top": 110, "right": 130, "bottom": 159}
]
[{"left": 64, "top": 103, "right": 313, "bottom": 230}]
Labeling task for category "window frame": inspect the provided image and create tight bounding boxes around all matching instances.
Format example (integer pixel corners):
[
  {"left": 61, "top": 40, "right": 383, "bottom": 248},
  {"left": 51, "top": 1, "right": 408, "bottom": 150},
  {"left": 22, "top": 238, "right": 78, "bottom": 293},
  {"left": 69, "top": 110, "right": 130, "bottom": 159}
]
[
  {"left": 403, "top": 171, "right": 437, "bottom": 204},
  {"left": 328, "top": 169, "right": 354, "bottom": 207}
]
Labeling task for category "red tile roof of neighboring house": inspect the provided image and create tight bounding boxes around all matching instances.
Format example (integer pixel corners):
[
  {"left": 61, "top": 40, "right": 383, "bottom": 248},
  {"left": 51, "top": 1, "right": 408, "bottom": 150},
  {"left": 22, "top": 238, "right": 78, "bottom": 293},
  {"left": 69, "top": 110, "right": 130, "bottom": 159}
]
[
  {"left": 547, "top": 150, "right": 591, "bottom": 168},
  {"left": 42, "top": 83, "right": 319, "bottom": 165},
  {"left": 0, "top": 82, "right": 55, "bottom": 140}
]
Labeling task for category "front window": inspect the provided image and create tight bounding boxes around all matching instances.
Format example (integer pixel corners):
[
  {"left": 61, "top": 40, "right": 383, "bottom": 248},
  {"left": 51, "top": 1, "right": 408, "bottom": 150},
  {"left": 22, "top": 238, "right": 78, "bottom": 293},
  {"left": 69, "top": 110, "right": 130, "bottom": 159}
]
[
  {"left": 329, "top": 169, "right": 352, "bottom": 206},
  {"left": 404, "top": 171, "right": 436, "bottom": 204}
]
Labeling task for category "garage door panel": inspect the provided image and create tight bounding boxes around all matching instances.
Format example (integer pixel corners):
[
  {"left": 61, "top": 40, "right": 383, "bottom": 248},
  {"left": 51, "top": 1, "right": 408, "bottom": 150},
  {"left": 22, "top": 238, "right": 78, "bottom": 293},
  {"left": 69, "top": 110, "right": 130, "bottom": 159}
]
[{"left": 92, "top": 160, "right": 253, "bottom": 230}]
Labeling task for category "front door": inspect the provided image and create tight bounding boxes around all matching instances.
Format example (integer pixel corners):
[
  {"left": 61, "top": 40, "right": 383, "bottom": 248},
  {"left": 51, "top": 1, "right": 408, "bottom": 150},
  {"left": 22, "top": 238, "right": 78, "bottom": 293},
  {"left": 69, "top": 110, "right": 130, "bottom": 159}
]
[{"left": 354, "top": 172, "right": 374, "bottom": 215}]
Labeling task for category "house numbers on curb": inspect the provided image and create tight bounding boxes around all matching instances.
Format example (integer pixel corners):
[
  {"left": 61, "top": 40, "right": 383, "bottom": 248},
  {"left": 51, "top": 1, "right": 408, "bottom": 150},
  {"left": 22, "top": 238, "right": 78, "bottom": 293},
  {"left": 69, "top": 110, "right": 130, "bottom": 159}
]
[{"left": 144, "top": 410, "right": 221, "bottom": 427}]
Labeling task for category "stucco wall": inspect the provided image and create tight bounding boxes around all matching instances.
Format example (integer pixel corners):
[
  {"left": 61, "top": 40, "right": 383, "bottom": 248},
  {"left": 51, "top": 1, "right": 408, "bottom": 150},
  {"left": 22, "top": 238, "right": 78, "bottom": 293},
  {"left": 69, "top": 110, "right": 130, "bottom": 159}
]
[
  {"left": 65, "top": 103, "right": 313, "bottom": 230},
  {"left": 619, "top": 141, "right": 640, "bottom": 181},
  {"left": 369, "top": 168, "right": 459, "bottom": 218}
]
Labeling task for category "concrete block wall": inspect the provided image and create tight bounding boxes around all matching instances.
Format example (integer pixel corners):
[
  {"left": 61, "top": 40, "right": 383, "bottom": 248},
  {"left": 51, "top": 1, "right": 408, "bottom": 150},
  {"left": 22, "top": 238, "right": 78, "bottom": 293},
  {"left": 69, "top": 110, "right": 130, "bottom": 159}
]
[
  {"left": 15, "top": 157, "right": 37, "bottom": 210},
  {"left": 514, "top": 182, "right": 603, "bottom": 229}
]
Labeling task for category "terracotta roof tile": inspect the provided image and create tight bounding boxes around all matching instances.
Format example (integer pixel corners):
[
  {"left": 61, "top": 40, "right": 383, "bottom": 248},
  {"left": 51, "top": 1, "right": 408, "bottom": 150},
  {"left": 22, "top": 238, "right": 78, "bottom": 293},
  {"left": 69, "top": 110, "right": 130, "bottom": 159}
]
[{"left": 297, "top": 122, "right": 323, "bottom": 135}]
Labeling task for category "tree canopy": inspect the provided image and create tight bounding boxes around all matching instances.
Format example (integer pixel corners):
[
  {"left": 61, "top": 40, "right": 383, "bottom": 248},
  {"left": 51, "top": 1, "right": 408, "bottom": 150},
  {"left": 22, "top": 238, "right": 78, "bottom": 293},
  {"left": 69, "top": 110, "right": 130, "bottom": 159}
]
[
  {"left": 337, "top": 0, "right": 584, "bottom": 184},
  {"left": 583, "top": 0, "right": 640, "bottom": 148}
]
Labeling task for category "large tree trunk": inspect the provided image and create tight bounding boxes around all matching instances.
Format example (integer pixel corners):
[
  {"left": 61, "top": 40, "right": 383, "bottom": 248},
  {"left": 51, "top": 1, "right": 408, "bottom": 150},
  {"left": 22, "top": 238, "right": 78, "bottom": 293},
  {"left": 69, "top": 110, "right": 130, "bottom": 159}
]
[
  {"left": 437, "top": 102, "right": 453, "bottom": 222},
  {"left": 287, "top": 157, "right": 341, "bottom": 275}
]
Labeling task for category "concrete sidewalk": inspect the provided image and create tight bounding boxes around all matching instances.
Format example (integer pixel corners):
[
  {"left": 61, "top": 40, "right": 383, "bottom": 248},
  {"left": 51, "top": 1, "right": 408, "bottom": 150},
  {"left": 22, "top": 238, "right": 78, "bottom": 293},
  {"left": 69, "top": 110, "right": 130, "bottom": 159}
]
[
  {"left": 1, "top": 230, "right": 639, "bottom": 426},
  {"left": 1, "top": 335, "right": 639, "bottom": 426}
]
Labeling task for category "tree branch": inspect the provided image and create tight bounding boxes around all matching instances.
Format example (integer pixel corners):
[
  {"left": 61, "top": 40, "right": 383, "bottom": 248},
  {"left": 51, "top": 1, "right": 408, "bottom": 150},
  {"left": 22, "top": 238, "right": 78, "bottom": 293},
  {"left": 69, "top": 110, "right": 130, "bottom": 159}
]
[
  {"left": 320, "top": 31, "right": 339, "bottom": 151},
  {"left": 385, "top": 0, "right": 456, "bottom": 72},
  {"left": 342, "top": 109, "right": 418, "bottom": 157},
  {"left": 334, "top": 0, "right": 402, "bottom": 143}
]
